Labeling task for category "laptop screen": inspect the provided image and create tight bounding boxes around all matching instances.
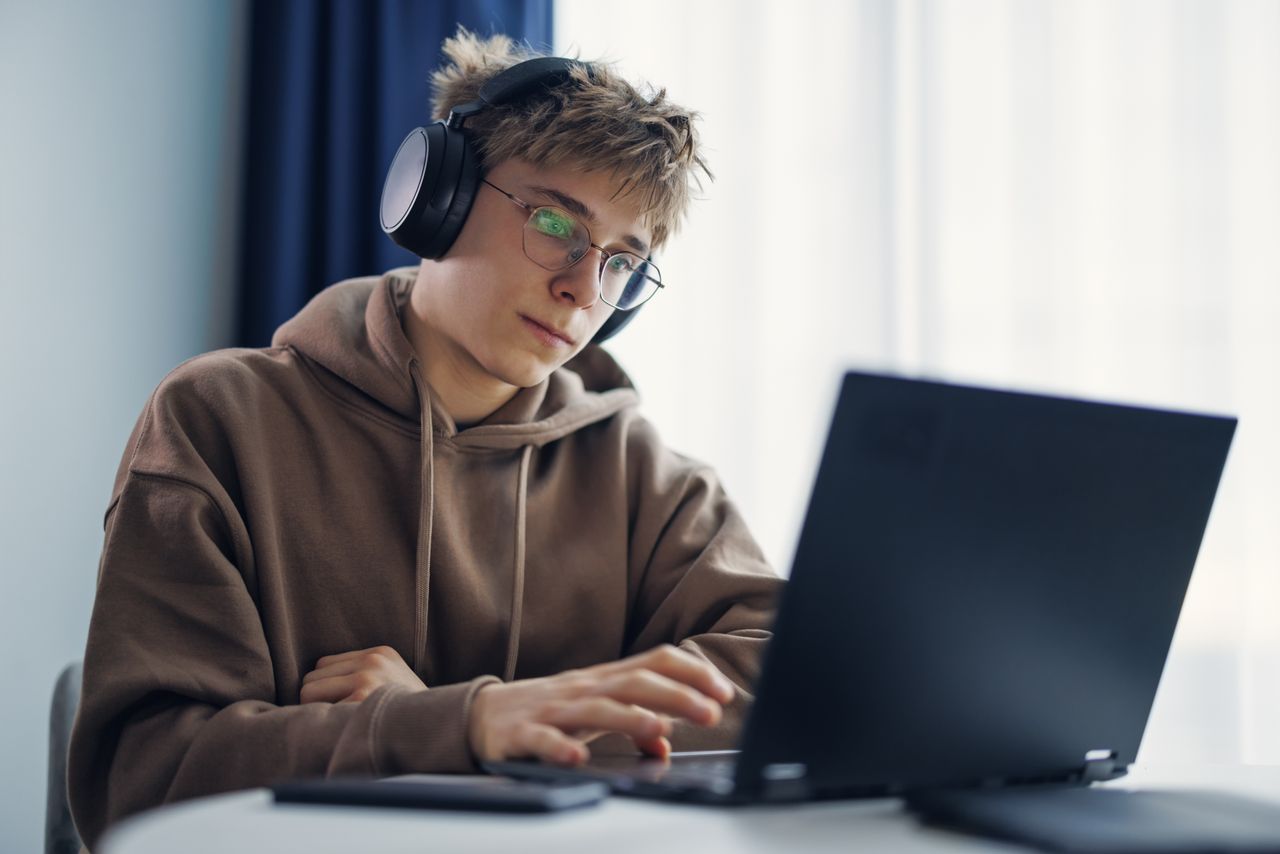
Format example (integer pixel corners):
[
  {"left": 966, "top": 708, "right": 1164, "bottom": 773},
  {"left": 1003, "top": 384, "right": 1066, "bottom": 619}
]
[{"left": 736, "top": 372, "right": 1236, "bottom": 798}]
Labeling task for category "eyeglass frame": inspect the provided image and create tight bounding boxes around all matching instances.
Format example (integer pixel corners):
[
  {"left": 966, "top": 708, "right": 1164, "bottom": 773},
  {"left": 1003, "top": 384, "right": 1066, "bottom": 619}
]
[{"left": 480, "top": 178, "right": 664, "bottom": 312}]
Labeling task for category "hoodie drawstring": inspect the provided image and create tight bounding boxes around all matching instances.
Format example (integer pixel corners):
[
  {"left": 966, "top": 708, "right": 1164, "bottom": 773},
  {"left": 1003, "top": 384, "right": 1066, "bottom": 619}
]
[
  {"left": 409, "top": 364, "right": 435, "bottom": 676},
  {"left": 503, "top": 444, "right": 533, "bottom": 682},
  {"left": 409, "top": 361, "right": 531, "bottom": 684}
]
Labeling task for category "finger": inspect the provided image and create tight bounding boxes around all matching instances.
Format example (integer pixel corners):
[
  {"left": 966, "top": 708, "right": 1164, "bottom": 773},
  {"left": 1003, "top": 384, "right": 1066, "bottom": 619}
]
[
  {"left": 511, "top": 722, "right": 588, "bottom": 766},
  {"left": 633, "top": 734, "right": 671, "bottom": 760},
  {"left": 595, "top": 645, "right": 735, "bottom": 704},
  {"left": 314, "top": 645, "right": 399, "bottom": 668},
  {"left": 299, "top": 674, "right": 367, "bottom": 704},
  {"left": 302, "top": 658, "right": 369, "bottom": 685},
  {"left": 543, "top": 697, "right": 669, "bottom": 742},
  {"left": 595, "top": 670, "right": 724, "bottom": 726}
]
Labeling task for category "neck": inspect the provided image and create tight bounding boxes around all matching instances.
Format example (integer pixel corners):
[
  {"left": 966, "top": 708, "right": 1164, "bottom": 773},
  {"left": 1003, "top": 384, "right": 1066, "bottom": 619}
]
[{"left": 403, "top": 267, "right": 519, "bottom": 426}]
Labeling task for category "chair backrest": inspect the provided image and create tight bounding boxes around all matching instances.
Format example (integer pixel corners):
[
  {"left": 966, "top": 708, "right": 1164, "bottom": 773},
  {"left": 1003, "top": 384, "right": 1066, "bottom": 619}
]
[{"left": 47, "top": 661, "right": 84, "bottom": 854}]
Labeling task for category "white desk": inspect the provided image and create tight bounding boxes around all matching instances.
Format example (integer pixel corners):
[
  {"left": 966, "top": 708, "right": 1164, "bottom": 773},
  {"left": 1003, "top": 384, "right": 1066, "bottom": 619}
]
[{"left": 99, "top": 764, "right": 1280, "bottom": 854}]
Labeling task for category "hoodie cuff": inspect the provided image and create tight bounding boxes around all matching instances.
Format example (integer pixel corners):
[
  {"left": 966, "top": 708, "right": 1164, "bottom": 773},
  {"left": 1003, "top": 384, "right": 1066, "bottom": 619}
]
[{"left": 372, "top": 676, "right": 502, "bottom": 774}]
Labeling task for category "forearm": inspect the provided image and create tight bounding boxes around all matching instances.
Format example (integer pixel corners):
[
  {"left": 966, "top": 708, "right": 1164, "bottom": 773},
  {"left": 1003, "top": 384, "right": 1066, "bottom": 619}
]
[
  {"left": 69, "top": 677, "right": 497, "bottom": 851},
  {"left": 70, "top": 472, "right": 504, "bottom": 848}
]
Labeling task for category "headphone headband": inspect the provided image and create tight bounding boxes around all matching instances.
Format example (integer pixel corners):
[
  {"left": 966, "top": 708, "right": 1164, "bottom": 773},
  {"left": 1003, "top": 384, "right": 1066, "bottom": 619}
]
[
  {"left": 480, "top": 57, "right": 586, "bottom": 106},
  {"left": 447, "top": 57, "right": 587, "bottom": 129}
]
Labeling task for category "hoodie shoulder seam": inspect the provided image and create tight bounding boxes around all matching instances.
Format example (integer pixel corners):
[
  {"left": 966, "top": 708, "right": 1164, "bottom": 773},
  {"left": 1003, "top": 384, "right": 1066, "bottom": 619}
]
[
  {"left": 121, "top": 469, "right": 253, "bottom": 573},
  {"left": 120, "top": 470, "right": 236, "bottom": 544},
  {"left": 125, "top": 469, "right": 225, "bottom": 507}
]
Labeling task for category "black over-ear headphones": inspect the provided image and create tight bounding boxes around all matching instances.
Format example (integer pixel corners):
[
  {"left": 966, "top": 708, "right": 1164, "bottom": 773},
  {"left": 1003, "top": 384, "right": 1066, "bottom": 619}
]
[{"left": 380, "top": 56, "right": 643, "bottom": 345}]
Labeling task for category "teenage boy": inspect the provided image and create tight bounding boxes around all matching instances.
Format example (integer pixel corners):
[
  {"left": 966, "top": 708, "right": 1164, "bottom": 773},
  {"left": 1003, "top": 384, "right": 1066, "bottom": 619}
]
[{"left": 69, "top": 29, "right": 782, "bottom": 850}]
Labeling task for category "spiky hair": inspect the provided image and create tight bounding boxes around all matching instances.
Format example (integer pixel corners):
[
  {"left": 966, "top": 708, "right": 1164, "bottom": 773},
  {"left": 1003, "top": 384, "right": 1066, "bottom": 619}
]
[{"left": 430, "top": 27, "right": 711, "bottom": 251}]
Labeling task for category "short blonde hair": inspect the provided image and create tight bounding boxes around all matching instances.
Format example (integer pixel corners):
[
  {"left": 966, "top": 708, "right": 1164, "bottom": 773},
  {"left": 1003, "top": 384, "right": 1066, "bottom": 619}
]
[{"left": 430, "top": 28, "right": 711, "bottom": 251}]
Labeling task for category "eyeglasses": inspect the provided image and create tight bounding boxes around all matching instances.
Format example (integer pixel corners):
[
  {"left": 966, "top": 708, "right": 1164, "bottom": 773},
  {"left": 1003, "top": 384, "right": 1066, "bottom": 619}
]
[{"left": 481, "top": 179, "right": 664, "bottom": 312}]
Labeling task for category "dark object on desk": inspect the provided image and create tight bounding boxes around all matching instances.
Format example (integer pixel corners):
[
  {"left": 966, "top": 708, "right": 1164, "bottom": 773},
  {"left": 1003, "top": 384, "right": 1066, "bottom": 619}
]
[
  {"left": 272, "top": 777, "right": 608, "bottom": 813},
  {"left": 494, "top": 371, "right": 1237, "bottom": 805},
  {"left": 907, "top": 785, "right": 1280, "bottom": 853}
]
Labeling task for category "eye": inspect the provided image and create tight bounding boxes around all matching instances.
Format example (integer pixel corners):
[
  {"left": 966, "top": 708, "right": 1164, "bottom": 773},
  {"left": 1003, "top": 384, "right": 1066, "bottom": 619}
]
[
  {"left": 532, "top": 208, "right": 575, "bottom": 240},
  {"left": 606, "top": 254, "right": 637, "bottom": 273}
]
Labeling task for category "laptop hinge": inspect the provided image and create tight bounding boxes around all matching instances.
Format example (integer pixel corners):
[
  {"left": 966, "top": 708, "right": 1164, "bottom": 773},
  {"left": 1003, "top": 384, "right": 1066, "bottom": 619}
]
[{"left": 1081, "top": 749, "right": 1119, "bottom": 783}]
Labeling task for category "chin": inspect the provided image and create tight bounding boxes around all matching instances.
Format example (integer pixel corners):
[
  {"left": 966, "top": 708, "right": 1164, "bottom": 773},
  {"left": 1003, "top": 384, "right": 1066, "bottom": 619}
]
[{"left": 486, "top": 351, "right": 562, "bottom": 389}]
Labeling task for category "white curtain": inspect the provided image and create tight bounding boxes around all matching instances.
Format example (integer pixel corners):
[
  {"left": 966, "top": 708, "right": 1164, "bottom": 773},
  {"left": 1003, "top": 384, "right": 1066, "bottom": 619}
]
[{"left": 556, "top": 0, "right": 1280, "bottom": 764}]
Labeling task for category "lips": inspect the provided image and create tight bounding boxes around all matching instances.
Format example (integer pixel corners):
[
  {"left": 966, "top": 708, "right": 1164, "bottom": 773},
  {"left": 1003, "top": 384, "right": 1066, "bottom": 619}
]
[{"left": 519, "top": 314, "right": 575, "bottom": 346}]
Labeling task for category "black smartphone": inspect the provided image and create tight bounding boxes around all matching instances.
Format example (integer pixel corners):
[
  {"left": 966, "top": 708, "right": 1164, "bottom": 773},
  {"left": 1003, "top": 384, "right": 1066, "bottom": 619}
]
[{"left": 271, "top": 775, "right": 609, "bottom": 813}]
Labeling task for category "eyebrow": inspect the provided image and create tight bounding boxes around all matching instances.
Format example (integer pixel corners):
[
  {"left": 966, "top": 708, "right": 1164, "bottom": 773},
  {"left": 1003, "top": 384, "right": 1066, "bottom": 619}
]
[{"left": 527, "top": 184, "right": 651, "bottom": 256}]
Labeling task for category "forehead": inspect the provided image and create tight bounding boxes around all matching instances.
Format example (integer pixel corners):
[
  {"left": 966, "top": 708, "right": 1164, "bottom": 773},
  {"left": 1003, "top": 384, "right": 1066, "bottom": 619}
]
[{"left": 493, "top": 159, "right": 653, "bottom": 252}]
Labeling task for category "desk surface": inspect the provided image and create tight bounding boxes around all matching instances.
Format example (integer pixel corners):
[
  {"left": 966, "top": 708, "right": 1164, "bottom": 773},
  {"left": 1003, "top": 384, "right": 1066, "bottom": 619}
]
[{"left": 99, "top": 764, "right": 1280, "bottom": 854}]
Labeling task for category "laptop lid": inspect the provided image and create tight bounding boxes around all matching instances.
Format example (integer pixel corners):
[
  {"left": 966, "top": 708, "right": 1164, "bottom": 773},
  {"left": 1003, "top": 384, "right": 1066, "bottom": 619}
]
[{"left": 733, "top": 372, "right": 1236, "bottom": 800}]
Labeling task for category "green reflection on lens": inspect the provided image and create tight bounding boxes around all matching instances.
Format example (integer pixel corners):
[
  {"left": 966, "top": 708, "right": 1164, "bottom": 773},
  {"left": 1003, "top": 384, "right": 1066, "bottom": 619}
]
[{"left": 532, "top": 208, "right": 575, "bottom": 239}]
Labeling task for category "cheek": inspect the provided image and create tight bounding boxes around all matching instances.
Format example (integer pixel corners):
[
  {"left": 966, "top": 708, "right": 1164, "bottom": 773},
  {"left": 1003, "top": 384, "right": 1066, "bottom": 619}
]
[
  {"left": 420, "top": 266, "right": 497, "bottom": 346},
  {"left": 440, "top": 247, "right": 517, "bottom": 304},
  {"left": 557, "top": 307, "right": 615, "bottom": 359},
  {"left": 448, "top": 234, "right": 535, "bottom": 301},
  {"left": 586, "top": 303, "right": 616, "bottom": 332}
]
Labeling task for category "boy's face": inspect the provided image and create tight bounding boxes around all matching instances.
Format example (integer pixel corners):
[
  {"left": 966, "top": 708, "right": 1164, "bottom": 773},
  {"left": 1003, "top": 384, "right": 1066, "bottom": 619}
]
[{"left": 412, "top": 158, "right": 653, "bottom": 391}]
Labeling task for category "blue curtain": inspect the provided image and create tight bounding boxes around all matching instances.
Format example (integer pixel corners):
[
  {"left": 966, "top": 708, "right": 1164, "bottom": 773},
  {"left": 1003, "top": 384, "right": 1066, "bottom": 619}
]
[{"left": 236, "top": 0, "right": 553, "bottom": 347}]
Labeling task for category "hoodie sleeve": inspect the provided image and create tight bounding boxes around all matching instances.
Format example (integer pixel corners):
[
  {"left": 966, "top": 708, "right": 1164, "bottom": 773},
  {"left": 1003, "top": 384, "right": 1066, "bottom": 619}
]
[
  {"left": 620, "top": 414, "right": 785, "bottom": 751},
  {"left": 68, "top": 390, "right": 497, "bottom": 852}
]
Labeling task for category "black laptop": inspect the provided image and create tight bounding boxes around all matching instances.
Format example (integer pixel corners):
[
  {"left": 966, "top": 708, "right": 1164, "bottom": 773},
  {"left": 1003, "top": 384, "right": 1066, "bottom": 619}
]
[{"left": 488, "top": 371, "right": 1237, "bottom": 805}]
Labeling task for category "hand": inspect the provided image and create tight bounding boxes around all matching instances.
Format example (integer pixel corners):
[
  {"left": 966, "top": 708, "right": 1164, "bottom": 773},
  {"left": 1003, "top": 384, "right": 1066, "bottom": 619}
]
[
  {"left": 468, "top": 644, "right": 736, "bottom": 766},
  {"left": 300, "top": 645, "right": 427, "bottom": 704}
]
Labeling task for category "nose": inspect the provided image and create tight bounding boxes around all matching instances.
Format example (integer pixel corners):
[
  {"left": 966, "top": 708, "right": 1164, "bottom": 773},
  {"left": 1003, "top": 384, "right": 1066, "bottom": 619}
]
[{"left": 549, "top": 250, "right": 603, "bottom": 308}]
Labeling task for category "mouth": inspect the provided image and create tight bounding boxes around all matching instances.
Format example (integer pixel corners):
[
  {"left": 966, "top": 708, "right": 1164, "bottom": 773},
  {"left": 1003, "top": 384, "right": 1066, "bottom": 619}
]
[{"left": 518, "top": 314, "right": 575, "bottom": 348}]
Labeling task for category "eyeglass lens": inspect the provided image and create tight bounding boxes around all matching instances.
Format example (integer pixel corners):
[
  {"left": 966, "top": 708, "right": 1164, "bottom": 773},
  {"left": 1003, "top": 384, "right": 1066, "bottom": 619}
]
[{"left": 522, "top": 206, "right": 661, "bottom": 311}]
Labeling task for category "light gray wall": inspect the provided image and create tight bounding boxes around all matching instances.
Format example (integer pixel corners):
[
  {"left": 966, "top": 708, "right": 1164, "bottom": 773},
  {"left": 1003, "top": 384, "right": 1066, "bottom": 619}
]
[{"left": 0, "top": 2, "right": 246, "bottom": 851}]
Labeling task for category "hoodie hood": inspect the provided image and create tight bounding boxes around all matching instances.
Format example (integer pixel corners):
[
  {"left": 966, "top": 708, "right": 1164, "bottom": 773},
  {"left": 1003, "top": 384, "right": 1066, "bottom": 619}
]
[{"left": 271, "top": 267, "right": 640, "bottom": 446}]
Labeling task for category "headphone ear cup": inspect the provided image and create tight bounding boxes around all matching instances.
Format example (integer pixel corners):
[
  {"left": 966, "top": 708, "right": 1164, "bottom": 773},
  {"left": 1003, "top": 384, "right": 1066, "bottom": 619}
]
[
  {"left": 380, "top": 123, "right": 481, "bottom": 260},
  {"left": 424, "top": 132, "right": 480, "bottom": 259}
]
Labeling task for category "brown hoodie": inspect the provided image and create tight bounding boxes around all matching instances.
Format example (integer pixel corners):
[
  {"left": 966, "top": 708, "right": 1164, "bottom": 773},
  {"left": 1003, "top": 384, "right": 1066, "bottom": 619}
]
[{"left": 68, "top": 268, "right": 782, "bottom": 849}]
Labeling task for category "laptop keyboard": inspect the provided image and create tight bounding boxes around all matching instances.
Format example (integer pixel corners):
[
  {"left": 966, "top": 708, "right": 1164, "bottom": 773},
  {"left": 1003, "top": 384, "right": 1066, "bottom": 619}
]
[
  {"left": 618, "top": 755, "right": 739, "bottom": 794},
  {"left": 662, "top": 757, "right": 737, "bottom": 781}
]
